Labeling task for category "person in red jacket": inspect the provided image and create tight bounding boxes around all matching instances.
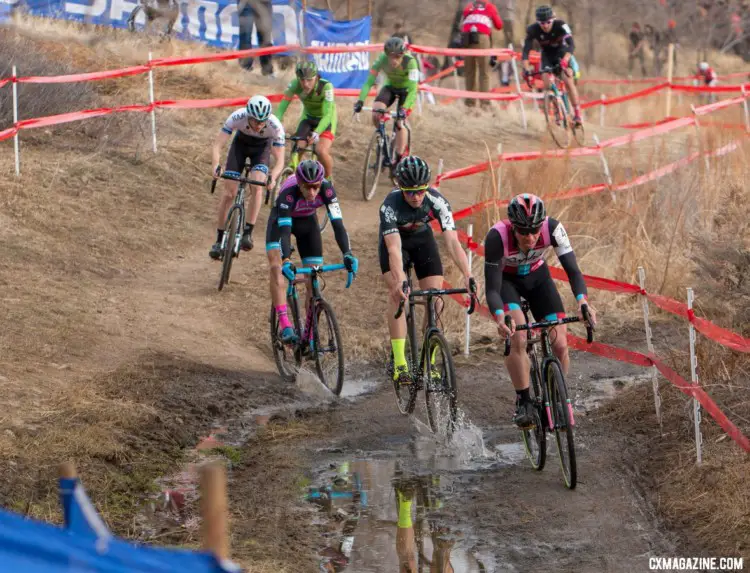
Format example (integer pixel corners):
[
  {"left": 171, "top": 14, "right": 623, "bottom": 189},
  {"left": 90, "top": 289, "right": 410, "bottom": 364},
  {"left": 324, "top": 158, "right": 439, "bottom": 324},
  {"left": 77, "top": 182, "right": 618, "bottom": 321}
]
[{"left": 461, "top": 0, "right": 503, "bottom": 109}]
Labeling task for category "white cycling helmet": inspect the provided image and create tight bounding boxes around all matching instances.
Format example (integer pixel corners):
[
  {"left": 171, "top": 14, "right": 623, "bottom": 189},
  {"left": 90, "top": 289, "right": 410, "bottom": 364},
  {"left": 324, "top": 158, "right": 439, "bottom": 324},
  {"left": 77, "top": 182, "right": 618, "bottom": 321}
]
[
  {"left": 698, "top": 62, "right": 709, "bottom": 71},
  {"left": 246, "top": 95, "right": 272, "bottom": 121}
]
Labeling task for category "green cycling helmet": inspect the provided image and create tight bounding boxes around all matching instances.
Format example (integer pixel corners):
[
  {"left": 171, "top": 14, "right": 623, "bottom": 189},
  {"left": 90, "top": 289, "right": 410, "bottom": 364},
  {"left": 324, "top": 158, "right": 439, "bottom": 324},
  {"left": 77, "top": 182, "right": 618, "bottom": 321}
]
[
  {"left": 384, "top": 36, "right": 406, "bottom": 56},
  {"left": 296, "top": 60, "right": 318, "bottom": 80}
]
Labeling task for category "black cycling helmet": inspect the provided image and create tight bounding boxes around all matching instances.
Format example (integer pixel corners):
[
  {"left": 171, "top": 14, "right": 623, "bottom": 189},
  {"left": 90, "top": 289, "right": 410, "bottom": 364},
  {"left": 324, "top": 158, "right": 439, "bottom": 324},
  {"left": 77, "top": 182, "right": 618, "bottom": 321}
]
[
  {"left": 508, "top": 194, "right": 546, "bottom": 230},
  {"left": 296, "top": 159, "right": 325, "bottom": 185},
  {"left": 384, "top": 36, "right": 406, "bottom": 56},
  {"left": 535, "top": 5, "right": 554, "bottom": 22},
  {"left": 295, "top": 60, "right": 318, "bottom": 80},
  {"left": 395, "top": 156, "right": 431, "bottom": 189}
]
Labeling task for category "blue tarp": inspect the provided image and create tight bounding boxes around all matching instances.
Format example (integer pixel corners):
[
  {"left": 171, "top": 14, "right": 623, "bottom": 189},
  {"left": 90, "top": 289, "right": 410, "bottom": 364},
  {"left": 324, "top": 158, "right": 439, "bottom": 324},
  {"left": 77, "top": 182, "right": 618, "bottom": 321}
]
[{"left": 0, "top": 477, "right": 241, "bottom": 572}]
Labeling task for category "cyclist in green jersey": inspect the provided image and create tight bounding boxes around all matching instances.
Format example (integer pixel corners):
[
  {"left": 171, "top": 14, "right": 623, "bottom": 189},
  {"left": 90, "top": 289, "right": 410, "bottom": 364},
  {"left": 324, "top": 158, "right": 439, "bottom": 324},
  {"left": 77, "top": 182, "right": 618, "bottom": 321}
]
[
  {"left": 354, "top": 36, "right": 420, "bottom": 166},
  {"left": 276, "top": 60, "right": 337, "bottom": 178}
]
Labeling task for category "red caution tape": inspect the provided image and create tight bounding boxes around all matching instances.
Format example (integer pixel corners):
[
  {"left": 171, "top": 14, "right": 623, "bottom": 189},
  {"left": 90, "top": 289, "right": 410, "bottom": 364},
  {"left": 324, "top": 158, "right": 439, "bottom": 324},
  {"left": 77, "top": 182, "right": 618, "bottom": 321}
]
[
  {"left": 17, "top": 65, "right": 151, "bottom": 84},
  {"left": 581, "top": 82, "right": 669, "bottom": 110},
  {"left": 693, "top": 94, "right": 749, "bottom": 115},
  {"left": 420, "top": 84, "right": 521, "bottom": 101},
  {"left": 672, "top": 83, "right": 750, "bottom": 93},
  {"left": 410, "top": 45, "right": 516, "bottom": 58}
]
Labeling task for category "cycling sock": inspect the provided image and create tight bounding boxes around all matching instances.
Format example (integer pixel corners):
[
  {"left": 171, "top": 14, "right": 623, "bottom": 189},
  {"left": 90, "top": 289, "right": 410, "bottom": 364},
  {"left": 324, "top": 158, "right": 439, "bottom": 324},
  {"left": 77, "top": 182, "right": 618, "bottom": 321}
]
[
  {"left": 276, "top": 305, "right": 292, "bottom": 330},
  {"left": 244, "top": 223, "right": 254, "bottom": 236},
  {"left": 391, "top": 339, "right": 407, "bottom": 369},
  {"left": 573, "top": 104, "right": 581, "bottom": 115},
  {"left": 216, "top": 229, "right": 224, "bottom": 243},
  {"left": 396, "top": 491, "right": 413, "bottom": 528},
  {"left": 516, "top": 388, "right": 531, "bottom": 403}
]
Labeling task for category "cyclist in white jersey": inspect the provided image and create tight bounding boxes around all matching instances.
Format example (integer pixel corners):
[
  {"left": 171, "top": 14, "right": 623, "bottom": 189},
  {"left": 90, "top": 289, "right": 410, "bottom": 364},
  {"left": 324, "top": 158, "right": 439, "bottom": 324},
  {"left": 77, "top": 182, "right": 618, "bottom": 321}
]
[
  {"left": 210, "top": 95, "right": 286, "bottom": 259},
  {"left": 484, "top": 194, "right": 596, "bottom": 427}
]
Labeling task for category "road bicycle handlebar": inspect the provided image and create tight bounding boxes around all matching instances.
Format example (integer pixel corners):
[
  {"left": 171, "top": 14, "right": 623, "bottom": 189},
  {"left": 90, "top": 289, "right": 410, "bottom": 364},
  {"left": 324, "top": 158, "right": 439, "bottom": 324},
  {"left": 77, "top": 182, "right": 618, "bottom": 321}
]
[
  {"left": 287, "top": 263, "right": 356, "bottom": 289},
  {"left": 394, "top": 283, "right": 477, "bottom": 319},
  {"left": 502, "top": 304, "right": 595, "bottom": 356},
  {"left": 210, "top": 169, "right": 268, "bottom": 194}
]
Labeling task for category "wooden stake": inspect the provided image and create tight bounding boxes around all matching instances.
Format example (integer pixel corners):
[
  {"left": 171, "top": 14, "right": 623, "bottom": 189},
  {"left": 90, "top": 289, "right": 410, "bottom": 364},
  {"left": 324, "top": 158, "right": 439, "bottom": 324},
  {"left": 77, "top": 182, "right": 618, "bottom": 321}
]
[
  {"left": 59, "top": 461, "right": 77, "bottom": 479},
  {"left": 347, "top": 0, "right": 352, "bottom": 20},
  {"left": 201, "top": 462, "right": 229, "bottom": 561},
  {"left": 368, "top": 0, "right": 372, "bottom": 16},
  {"left": 665, "top": 43, "right": 674, "bottom": 118}
]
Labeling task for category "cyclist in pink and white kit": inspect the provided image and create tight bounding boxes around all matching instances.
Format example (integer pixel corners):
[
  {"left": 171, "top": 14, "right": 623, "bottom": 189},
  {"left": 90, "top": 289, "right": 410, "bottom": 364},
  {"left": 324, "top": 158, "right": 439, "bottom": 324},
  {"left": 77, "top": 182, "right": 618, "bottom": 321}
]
[{"left": 484, "top": 194, "right": 596, "bottom": 428}]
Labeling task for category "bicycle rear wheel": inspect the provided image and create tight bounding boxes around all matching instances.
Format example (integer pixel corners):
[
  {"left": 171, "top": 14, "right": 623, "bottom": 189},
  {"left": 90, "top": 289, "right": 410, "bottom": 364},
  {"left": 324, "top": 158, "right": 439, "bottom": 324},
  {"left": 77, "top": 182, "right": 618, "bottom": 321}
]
[
  {"left": 218, "top": 208, "right": 240, "bottom": 291},
  {"left": 273, "top": 167, "right": 294, "bottom": 203},
  {"left": 543, "top": 92, "right": 570, "bottom": 149},
  {"left": 269, "top": 296, "right": 301, "bottom": 383},
  {"left": 521, "top": 352, "right": 547, "bottom": 471},
  {"left": 317, "top": 208, "right": 329, "bottom": 233},
  {"left": 312, "top": 299, "right": 345, "bottom": 395},
  {"left": 362, "top": 131, "right": 384, "bottom": 201},
  {"left": 547, "top": 360, "right": 577, "bottom": 489},
  {"left": 424, "top": 331, "right": 458, "bottom": 439}
]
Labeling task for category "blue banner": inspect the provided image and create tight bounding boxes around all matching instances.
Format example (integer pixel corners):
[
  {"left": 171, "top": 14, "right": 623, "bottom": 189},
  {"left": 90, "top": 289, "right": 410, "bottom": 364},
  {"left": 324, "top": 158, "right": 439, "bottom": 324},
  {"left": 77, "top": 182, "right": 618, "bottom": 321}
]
[
  {"left": 0, "top": 0, "right": 301, "bottom": 50},
  {"left": 303, "top": 10, "right": 371, "bottom": 89}
]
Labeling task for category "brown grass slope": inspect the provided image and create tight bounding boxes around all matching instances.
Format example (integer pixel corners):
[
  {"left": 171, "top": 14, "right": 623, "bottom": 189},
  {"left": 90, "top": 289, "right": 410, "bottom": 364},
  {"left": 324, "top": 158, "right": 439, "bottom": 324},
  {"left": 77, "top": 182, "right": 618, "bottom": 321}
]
[{"left": 0, "top": 14, "right": 748, "bottom": 567}]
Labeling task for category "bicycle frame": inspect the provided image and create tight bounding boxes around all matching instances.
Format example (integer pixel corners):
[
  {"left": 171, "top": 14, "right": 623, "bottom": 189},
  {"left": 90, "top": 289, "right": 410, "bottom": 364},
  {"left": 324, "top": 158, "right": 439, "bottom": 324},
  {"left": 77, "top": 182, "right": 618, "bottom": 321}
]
[
  {"left": 285, "top": 264, "right": 353, "bottom": 347},
  {"left": 362, "top": 106, "right": 412, "bottom": 164}
]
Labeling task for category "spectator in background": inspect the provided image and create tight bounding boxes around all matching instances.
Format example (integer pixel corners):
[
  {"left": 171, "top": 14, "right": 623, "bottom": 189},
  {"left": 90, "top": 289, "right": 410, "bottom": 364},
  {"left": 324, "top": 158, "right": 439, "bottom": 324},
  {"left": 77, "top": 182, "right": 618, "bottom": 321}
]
[
  {"left": 663, "top": 19, "right": 678, "bottom": 69},
  {"left": 461, "top": 0, "right": 503, "bottom": 109},
  {"left": 127, "top": 0, "right": 178, "bottom": 38},
  {"left": 628, "top": 22, "right": 647, "bottom": 77},
  {"left": 238, "top": 0, "right": 275, "bottom": 76},
  {"left": 644, "top": 24, "right": 662, "bottom": 75}
]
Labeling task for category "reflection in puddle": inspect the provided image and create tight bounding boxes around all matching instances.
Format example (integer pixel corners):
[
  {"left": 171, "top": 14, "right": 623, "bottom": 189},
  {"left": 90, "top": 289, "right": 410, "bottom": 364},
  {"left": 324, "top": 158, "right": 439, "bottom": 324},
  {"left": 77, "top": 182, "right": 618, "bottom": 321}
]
[
  {"left": 573, "top": 374, "right": 651, "bottom": 413},
  {"left": 307, "top": 460, "right": 486, "bottom": 572}
]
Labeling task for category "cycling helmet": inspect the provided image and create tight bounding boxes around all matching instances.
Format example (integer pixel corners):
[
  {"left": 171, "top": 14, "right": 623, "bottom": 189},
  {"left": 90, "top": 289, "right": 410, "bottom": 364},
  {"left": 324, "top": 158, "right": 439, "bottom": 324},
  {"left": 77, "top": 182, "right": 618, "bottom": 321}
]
[
  {"left": 395, "top": 156, "right": 431, "bottom": 189},
  {"left": 384, "top": 36, "right": 406, "bottom": 56},
  {"left": 295, "top": 60, "right": 318, "bottom": 80},
  {"left": 296, "top": 159, "right": 325, "bottom": 185},
  {"left": 246, "top": 95, "right": 272, "bottom": 122},
  {"left": 698, "top": 62, "right": 709, "bottom": 71},
  {"left": 508, "top": 194, "right": 546, "bottom": 229},
  {"left": 535, "top": 5, "right": 554, "bottom": 22}
]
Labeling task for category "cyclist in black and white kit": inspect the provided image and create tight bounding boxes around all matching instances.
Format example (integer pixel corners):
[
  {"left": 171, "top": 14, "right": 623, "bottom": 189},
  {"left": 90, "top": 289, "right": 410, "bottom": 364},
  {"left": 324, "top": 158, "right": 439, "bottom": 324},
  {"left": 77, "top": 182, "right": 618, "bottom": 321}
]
[
  {"left": 379, "top": 156, "right": 475, "bottom": 386},
  {"left": 522, "top": 5, "right": 582, "bottom": 126},
  {"left": 210, "top": 95, "right": 286, "bottom": 259},
  {"left": 484, "top": 194, "right": 596, "bottom": 428}
]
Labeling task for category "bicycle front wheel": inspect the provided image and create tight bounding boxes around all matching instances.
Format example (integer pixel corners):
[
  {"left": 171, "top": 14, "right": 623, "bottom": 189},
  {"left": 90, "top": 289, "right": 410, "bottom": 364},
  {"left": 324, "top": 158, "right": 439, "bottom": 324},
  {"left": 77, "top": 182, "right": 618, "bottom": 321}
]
[
  {"left": 312, "top": 299, "right": 345, "bottom": 395},
  {"left": 218, "top": 208, "right": 240, "bottom": 291},
  {"left": 547, "top": 360, "right": 577, "bottom": 489},
  {"left": 317, "top": 209, "right": 329, "bottom": 233},
  {"left": 521, "top": 352, "right": 547, "bottom": 471},
  {"left": 388, "top": 336, "right": 417, "bottom": 416},
  {"left": 269, "top": 302, "right": 300, "bottom": 383},
  {"left": 424, "top": 331, "right": 458, "bottom": 439},
  {"left": 362, "top": 131, "right": 384, "bottom": 201},
  {"left": 543, "top": 92, "right": 570, "bottom": 149}
]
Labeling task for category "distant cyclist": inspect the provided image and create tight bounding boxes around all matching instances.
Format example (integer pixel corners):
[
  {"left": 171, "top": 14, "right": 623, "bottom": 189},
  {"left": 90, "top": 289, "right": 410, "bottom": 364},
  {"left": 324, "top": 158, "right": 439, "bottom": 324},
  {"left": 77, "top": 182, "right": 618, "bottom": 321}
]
[
  {"left": 275, "top": 60, "right": 337, "bottom": 178},
  {"left": 210, "top": 95, "right": 285, "bottom": 259},
  {"left": 266, "top": 160, "right": 358, "bottom": 343},
  {"left": 697, "top": 61, "right": 717, "bottom": 87},
  {"left": 354, "top": 36, "right": 420, "bottom": 170},
  {"left": 521, "top": 5, "right": 582, "bottom": 126},
  {"left": 379, "top": 156, "right": 475, "bottom": 386},
  {"left": 484, "top": 194, "right": 596, "bottom": 428}
]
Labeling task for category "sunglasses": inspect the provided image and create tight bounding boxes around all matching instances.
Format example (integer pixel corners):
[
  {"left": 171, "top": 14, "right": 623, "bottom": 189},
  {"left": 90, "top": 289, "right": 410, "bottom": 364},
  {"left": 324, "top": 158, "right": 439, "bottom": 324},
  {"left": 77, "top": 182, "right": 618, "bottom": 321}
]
[
  {"left": 514, "top": 226, "right": 542, "bottom": 236},
  {"left": 302, "top": 182, "right": 322, "bottom": 191},
  {"left": 401, "top": 186, "right": 428, "bottom": 196}
]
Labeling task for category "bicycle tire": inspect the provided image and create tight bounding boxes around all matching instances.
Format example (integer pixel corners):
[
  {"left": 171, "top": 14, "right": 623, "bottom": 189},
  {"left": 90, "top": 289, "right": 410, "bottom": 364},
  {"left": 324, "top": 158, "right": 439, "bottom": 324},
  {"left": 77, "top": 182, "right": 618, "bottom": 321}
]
[
  {"left": 218, "top": 208, "right": 240, "bottom": 291},
  {"left": 317, "top": 209, "right": 329, "bottom": 233},
  {"left": 269, "top": 302, "right": 300, "bottom": 383},
  {"left": 571, "top": 120, "right": 585, "bottom": 147},
  {"left": 543, "top": 92, "right": 570, "bottom": 149},
  {"left": 274, "top": 167, "right": 294, "bottom": 203},
  {"left": 546, "top": 360, "right": 577, "bottom": 489},
  {"left": 388, "top": 337, "right": 417, "bottom": 416},
  {"left": 423, "top": 330, "right": 458, "bottom": 439},
  {"left": 521, "top": 351, "right": 547, "bottom": 471},
  {"left": 312, "top": 299, "right": 345, "bottom": 395},
  {"left": 362, "top": 130, "right": 383, "bottom": 201}
]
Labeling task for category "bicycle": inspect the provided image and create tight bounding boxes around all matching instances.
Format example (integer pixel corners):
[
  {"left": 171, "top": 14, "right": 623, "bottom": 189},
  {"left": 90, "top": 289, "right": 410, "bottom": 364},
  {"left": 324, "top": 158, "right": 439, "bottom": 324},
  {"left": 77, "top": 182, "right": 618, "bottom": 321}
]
[
  {"left": 210, "top": 164, "right": 268, "bottom": 292},
  {"left": 271, "top": 135, "right": 329, "bottom": 233},
  {"left": 358, "top": 106, "right": 412, "bottom": 202},
  {"left": 269, "top": 261, "right": 354, "bottom": 395},
  {"left": 388, "top": 262, "right": 476, "bottom": 438},
  {"left": 502, "top": 300, "right": 594, "bottom": 489},
  {"left": 526, "top": 65, "right": 585, "bottom": 149}
]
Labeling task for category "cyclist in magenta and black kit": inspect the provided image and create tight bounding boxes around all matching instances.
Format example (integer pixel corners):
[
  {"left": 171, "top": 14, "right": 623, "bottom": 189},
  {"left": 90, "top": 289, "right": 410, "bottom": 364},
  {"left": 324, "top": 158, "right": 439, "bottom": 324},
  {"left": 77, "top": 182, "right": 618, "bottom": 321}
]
[
  {"left": 266, "top": 160, "right": 358, "bottom": 343},
  {"left": 521, "top": 5, "right": 582, "bottom": 126},
  {"left": 484, "top": 194, "right": 596, "bottom": 428}
]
